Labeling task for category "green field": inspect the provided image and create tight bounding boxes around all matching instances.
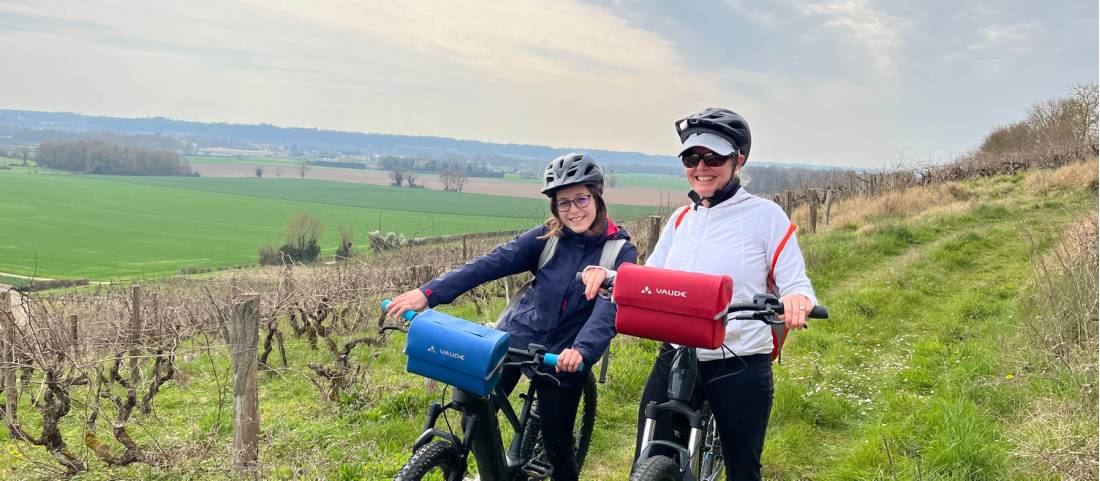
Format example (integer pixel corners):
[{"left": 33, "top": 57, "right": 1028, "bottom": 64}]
[
  {"left": 1, "top": 164, "right": 1093, "bottom": 480},
  {"left": 0, "top": 170, "right": 655, "bottom": 279}
]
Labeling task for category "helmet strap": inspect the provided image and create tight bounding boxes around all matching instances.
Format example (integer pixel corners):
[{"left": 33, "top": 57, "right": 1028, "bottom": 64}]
[{"left": 688, "top": 176, "right": 741, "bottom": 210}]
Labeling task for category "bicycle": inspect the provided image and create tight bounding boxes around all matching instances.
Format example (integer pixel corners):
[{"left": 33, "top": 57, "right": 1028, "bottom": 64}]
[
  {"left": 384, "top": 301, "right": 597, "bottom": 481},
  {"left": 630, "top": 294, "right": 828, "bottom": 481}
]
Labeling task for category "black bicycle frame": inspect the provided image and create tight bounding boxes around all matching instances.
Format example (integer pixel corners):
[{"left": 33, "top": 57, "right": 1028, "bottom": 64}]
[{"left": 410, "top": 375, "right": 539, "bottom": 481}]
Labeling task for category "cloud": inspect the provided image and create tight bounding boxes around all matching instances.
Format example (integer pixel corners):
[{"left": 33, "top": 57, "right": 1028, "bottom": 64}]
[
  {"left": 941, "top": 21, "right": 1035, "bottom": 76},
  {"left": 801, "top": 0, "right": 900, "bottom": 76},
  {"left": 0, "top": 0, "right": 741, "bottom": 154}
]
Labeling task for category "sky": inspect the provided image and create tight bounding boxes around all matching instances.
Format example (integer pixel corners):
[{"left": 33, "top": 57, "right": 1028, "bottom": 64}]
[{"left": 0, "top": 0, "right": 1095, "bottom": 168}]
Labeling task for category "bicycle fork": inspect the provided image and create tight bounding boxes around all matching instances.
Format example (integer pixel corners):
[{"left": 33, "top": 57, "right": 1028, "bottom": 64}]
[{"left": 636, "top": 348, "right": 707, "bottom": 479}]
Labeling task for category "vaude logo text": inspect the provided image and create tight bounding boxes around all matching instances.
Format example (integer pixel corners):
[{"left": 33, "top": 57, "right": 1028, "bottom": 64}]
[
  {"left": 641, "top": 286, "right": 688, "bottom": 298},
  {"left": 428, "top": 345, "right": 466, "bottom": 361}
]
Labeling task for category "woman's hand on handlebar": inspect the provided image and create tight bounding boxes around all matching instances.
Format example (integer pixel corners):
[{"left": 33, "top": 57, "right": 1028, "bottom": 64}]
[
  {"left": 386, "top": 288, "right": 428, "bottom": 319},
  {"left": 580, "top": 266, "right": 610, "bottom": 301},
  {"left": 778, "top": 293, "right": 813, "bottom": 330},
  {"left": 555, "top": 348, "right": 584, "bottom": 373}
]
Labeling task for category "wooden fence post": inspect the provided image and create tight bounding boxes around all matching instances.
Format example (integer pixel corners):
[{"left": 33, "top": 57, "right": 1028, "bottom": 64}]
[
  {"left": 69, "top": 314, "right": 79, "bottom": 359},
  {"left": 462, "top": 234, "right": 468, "bottom": 260},
  {"left": 2, "top": 291, "right": 16, "bottom": 425},
  {"left": 784, "top": 190, "right": 793, "bottom": 217},
  {"left": 824, "top": 189, "right": 835, "bottom": 226},
  {"left": 151, "top": 292, "right": 160, "bottom": 343},
  {"left": 644, "top": 215, "right": 662, "bottom": 263},
  {"left": 809, "top": 190, "right": 820, "bottom": 233},
  {"left": 230, "top": 294, "right": 260, "bottom": 470},
  {"left": 129, "top": 285, "right": 143, "bottom": 388}
]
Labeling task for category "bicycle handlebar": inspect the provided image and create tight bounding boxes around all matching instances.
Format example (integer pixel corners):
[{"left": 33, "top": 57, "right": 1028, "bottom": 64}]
[
  {"left": 381, "top": 299, "right": 418, "bottom": 321},
  {"left": 574, "top": 270, "right": 614, "bottom": 288},
  {"left": 542, "top": 352, "right": 585, "bottom": 371},
  {"left": 573, "top": 271, "right": 829, "bottom": 324},
  {"left": 506, "top": 346, "right": 585, "bottom": 371},
  {"left": 380, "top": 299, "right": 585, "bottom": 373},
  {"left": 728, "top": 302, "right": 829, "bottom": 319}
]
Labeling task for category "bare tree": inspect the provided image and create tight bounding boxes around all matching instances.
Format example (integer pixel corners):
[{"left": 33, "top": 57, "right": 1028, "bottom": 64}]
[
  {"left": 336, "top": 225, "right": 354, "bottom": 259},
  {"left": 255, "top": 167, "right": 263, "bottom": 179},
  {"left": 389, "top": 168, "right": 405, "bottom": 187},
  {"left": 1070, "top": 83, "right": 1098, "bottom": 146},
  {"left": 296, "top": 159, "right": 310, "bottom": 178},
  {"left": 440, "top": 169, "right": 467, "bottom": 192},
  {"left": 286, "top": 214, "right": 324, "bottom": 262},
  {"left": 404, "top": 171, "right": 419, "bottom": 188}
]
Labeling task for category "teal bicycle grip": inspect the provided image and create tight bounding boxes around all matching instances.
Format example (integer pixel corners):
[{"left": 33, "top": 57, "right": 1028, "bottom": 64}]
[
  {"left": 542, "top": 353, "right": 585, "bottom": 371},
  {"left": 381, "top": 299, "right": 417, "bottom": 321}
]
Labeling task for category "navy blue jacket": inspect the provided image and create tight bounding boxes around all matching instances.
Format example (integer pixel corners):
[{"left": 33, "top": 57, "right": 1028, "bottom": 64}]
[{"left": 420, "top": 220, "right": 637, "bottom": 386}]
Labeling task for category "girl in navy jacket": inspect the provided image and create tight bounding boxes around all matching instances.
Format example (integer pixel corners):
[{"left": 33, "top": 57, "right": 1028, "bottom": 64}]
[{"left": 386, "top": 153, "right": 637, "bottom": 481}]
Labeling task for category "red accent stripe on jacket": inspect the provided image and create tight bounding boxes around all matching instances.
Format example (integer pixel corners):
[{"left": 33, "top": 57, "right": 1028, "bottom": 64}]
[{"left": 673, "top": 206, "right": 691, "bottom": 229}]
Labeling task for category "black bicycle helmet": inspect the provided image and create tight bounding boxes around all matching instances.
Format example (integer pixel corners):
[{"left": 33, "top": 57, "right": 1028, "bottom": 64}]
[
  {"left": 541, "top": 153, "right": 604, "bottom": 196},
  {"left": 675, "top": 108, "right": 752, "bottom": 161}
]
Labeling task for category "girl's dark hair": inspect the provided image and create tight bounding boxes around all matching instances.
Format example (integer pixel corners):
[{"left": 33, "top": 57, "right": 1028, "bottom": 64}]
[{"left": 539, "top": 183, "right": 607, "bottom": 240}]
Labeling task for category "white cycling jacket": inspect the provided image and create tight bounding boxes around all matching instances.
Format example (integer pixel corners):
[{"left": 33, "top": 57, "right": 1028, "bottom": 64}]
[{"left": 646, "top": 188, "right": 817, "bottom": 361}]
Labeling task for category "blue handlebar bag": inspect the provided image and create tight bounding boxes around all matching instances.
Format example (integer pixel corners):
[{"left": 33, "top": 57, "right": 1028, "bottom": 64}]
[{"left": 404, "top": 309, "right": 511, "bottom": 396}]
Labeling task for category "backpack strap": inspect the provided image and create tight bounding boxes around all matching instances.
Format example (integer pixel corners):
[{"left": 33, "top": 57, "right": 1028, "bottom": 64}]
[
  {"left": 499, "top": 236, "right": 558, "bottom": 324},
  {"left": 598, "top": 239, "right": 626, "bottom": 270},
  {"left": 537, "top": 235, "right": 559, "bottom": 270},
  {"left": 767, "top": 223, "right": 798, "bottom": 363},
  {"left": 673, "top": 205, "right": 691, "bottom": 229}
]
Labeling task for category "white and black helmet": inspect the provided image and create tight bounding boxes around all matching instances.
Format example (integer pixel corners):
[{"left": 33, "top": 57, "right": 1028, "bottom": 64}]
[
  {"left": 675, "top": 108, "right": 752, "bottom": 161},
  {"left": 541, "top": 153, "right": 604, "bottom": 196}
]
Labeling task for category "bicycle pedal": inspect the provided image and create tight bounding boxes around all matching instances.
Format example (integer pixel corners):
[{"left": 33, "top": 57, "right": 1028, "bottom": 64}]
[{"left": 521, "top": 459, "right": 553, "bottom": 479}]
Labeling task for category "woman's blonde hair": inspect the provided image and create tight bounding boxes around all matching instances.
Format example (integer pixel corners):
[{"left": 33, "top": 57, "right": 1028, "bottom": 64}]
[{"left": 538, "top": 183, "right": 607, "bottom": 240}]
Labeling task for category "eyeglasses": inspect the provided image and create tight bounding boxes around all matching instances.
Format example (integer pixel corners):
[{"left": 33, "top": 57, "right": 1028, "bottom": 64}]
[
  {"left": 555, "top": 194, "right": 592, "bottom": 211},
  {"left": 681, "top": 152, "right": 731, "bottom": 168}
]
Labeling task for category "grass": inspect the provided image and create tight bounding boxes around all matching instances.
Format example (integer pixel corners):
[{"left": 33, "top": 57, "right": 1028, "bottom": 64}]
[
  {"left": 0, "top": 170, "right": 654, "bottom": 279},
  {"left": 0, "top": 162, "right": 1095, "bottom": 480}
]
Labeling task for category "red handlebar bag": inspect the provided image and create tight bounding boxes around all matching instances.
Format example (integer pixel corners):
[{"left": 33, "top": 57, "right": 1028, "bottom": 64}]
[{"left": 613, "top": 263, "right": 733, "bottom": 349}]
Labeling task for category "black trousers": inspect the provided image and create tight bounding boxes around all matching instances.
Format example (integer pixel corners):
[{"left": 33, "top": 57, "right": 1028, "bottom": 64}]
[
  {"left": 634, "top": 343, "right": 774, "bottom": 481},
  {"left": 501, "top": 365, "right": 582, "bottom": 481}
]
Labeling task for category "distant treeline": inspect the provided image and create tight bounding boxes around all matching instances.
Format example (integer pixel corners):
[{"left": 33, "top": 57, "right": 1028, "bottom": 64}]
[
  {"left": 377, "top": 155, "right": 505, "bottom": 178},
  {"left": 36, "top": 139, "right": 194, "bottom": 176},
  {"left": 742, "top": 165, "right": 849, "bottom": 194}
]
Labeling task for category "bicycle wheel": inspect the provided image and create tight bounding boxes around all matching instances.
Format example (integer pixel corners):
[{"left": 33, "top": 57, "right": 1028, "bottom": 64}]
[
  {"left": 393, "top": 441, "right": 461, "bottom": 481},
  {"left": 699, "top": 403, "right": 725, "bottom": 481},
  {"left": 520, "top": 372, "right": 598, "bottom": 470},
  {"left": 630, "top": 455, "right": 681, "bottom": 481}
]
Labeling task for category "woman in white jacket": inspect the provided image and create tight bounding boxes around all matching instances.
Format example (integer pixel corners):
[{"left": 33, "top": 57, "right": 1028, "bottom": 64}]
[{"left": 584, "top": 108, "right": 818, "bottom": 481}]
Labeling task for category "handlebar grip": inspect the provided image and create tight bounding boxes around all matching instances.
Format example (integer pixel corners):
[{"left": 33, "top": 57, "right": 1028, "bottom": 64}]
[
  {"left": 574, "top": 270, "right": 614, "bottom": 288},
  {"left": 809, "top": 305, "right": 829, "bottom": 319},
  {"left": 542, "top": 353, "right": 585, "bottom": 371},
  {"left": 380, "top": 299, "right": 418, "bottom": 322}
]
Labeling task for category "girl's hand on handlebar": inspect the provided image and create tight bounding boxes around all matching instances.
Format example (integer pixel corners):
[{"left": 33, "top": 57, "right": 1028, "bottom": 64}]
[
  {"left": 778, "top": 293, "right": 813, "bottom": 330},
  {"left": 386, "top": 289, "right": 428, "bottom": 319},
  {"left": 581, "top": 266, "right": 610, "bottom": 301},
  {"left": 555, "top": 348, "right": 584, "bottom": 373}
]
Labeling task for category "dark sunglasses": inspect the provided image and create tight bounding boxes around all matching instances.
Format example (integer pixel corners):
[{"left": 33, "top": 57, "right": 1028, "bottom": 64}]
[
  {"left": 680, "top": 152, "right": 731, "bottom": 168},
  {"left": 555, "top": 194, "right": 592, "bottom": 211}
]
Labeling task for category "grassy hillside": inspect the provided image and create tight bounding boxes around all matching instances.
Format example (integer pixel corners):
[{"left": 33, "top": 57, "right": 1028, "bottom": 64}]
[
  {"left": 1, "top": 160, "right": 1095, "bottom": 480},
  {"left": 0, "top": 170, "right": 654, "bottom": 279}
]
